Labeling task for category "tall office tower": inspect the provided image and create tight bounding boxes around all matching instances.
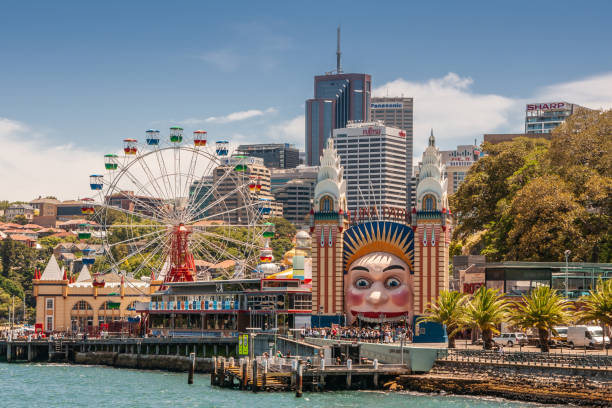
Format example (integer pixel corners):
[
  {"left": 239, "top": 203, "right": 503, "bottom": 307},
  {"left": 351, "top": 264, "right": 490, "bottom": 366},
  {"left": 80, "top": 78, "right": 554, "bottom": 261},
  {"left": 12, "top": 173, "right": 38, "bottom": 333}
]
[
  {"left": 525, "top": 101, "right": 588, "bottom": 134},
  {"left": 236, "top": 143, "right": 300, "bottom": 169},
  {"left": 271, "top": 166, "right": 318, "bottom": 226},
  {"left": 333, "top": 121, "right": 407, "bottom": 215},
  {"left": 371, "top": 97, "right": 414, "bottom": 208},
  {"left": 305, "top": 27, "right": 371, "bottom": 166}
]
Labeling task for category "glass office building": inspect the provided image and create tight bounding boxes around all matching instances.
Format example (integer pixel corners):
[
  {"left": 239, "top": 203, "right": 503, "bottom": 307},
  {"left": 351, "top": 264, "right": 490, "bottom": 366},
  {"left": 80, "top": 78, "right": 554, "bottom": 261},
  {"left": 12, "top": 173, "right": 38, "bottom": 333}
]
[
  {"left": 306, "top": 73, "right": 371, "bottom": 166},
  {"left": 525, "top": 101, "right": 585, "bottom": 134}
]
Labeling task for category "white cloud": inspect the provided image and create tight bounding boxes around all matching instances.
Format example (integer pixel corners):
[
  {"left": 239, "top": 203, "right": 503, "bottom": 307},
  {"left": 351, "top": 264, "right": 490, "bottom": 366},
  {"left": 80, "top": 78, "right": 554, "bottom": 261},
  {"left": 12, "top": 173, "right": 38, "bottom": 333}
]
[
  {"left": 374, "top": 73, "right": 521, "bottom": 157},
  {"left": 534, "top": 72, "right": 612, "bottom": 110},
  {"left": 0, "top": 118, "right": 100, "bottom": 201},
  {"left": 184, "top": 107, "right": 278, "bottom": 125},
  {"left": 198, "top": 49, "right": 242, "bottom": 72},
  {"left": 268, "top": 115, "right": 305, "bottom": 148}
]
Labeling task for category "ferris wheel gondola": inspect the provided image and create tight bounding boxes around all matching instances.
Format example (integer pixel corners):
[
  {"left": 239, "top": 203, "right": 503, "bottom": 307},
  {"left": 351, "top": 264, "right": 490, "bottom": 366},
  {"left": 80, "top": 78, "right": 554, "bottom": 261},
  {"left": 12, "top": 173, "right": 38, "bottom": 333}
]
[{"left": 86, "top": 126, "right": 269, "bottom": 284}]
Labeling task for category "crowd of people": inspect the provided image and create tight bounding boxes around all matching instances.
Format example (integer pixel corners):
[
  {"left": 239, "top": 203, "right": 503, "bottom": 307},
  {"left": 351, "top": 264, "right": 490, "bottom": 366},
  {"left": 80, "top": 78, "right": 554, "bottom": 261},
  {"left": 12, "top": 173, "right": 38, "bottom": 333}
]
[{"left": 303, "top": 324, "right": 412, "bottom": 344}]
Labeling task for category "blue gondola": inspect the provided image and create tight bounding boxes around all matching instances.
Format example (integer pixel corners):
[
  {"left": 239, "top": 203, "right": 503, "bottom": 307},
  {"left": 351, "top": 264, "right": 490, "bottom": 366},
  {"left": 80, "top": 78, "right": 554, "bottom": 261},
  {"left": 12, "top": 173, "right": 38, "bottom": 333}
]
[
  {"left": 82, "top": 257, "right": 95, "bottom": 265},
  {"left": 258, "top": 198, "right": 272, "bottom": 215},
  {"left": 89, "top": 174, "right": 103, "bottom": 190},
  {"left": 215, "top": 141, "right": 229, "bottom": 156},
  {"left": 145, "top": 129, "right": 160, "bottom": 146}
]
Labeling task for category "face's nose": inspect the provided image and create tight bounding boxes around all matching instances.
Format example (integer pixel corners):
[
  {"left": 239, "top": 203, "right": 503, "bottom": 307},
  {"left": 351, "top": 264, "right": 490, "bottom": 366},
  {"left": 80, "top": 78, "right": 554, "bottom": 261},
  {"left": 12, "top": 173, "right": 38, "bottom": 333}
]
[{"left": 365, "top": 288, "right": 389, "bottom": 306}]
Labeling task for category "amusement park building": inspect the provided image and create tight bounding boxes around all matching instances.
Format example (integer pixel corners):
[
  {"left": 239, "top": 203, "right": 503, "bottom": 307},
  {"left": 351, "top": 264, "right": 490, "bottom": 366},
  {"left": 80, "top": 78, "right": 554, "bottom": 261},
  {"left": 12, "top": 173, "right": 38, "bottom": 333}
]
[{"left": 34, "top": 255, "right": 157, "bottom": 333}]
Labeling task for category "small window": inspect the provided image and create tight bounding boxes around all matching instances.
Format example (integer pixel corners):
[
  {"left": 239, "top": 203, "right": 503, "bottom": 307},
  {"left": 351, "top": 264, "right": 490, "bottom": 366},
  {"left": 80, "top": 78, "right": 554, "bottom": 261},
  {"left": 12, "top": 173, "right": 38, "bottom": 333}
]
[
  {"left": 46, "top": 298, "right": 54, "bottom": 310},
  {"left": 46, "top": 316, "right": 53, "bottom": 331}
]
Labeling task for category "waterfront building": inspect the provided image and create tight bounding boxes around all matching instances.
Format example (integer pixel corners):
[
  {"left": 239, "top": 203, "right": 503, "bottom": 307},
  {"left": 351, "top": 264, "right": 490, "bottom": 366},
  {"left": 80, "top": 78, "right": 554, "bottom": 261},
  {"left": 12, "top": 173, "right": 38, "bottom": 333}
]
[
  {"left": 485, "top": 261, "right": 612, "bottom": 299},
  {"left": 236, "top": 143, "right": 300, "bottom": 169},
  {"left": 143, "top": 278, "right": 312, "bottom": 335},
  {"left": 270, "top": 166, "right": 318, "bottom": 226},
  {"left": 33, "top": 255, "right": 156, "bottom": 333},
  {"left": 412, "top": 130, "right": 451, "bottom": 315},
  {"left": 525, "top": 101, "right": 588, "bottom": 134},
  {"left": 211, "top": 156, "right": 282, "bottom": 224},
  {"left": 305, "top": 28, "right": 371, "bottom": 166},
  {"left": 333, "top": 121, "right": 407, "bottom": 216},
  {"left": 371, "top": 97, "right": 414, "bottom": 206},
  {"left": 440, "top": 144, "right": 482, "bottom": 196}
]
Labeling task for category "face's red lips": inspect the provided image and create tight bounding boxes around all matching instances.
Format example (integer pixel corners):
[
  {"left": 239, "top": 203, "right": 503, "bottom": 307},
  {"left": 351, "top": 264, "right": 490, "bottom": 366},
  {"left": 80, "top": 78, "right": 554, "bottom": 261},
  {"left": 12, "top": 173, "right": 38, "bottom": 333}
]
[{"left": 350, "top": 311, "right": 408, "bottom": 318}]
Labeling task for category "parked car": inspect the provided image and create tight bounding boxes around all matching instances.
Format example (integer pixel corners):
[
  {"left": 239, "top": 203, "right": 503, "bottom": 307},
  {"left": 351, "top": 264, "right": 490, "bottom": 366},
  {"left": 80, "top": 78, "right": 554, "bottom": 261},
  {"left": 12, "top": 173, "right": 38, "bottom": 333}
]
[
  {"left": 493, "top": 332, "right": 529, "bottom": 347},
  {"left": 567, "top": 326, "right": 610, "bottom": 349}
]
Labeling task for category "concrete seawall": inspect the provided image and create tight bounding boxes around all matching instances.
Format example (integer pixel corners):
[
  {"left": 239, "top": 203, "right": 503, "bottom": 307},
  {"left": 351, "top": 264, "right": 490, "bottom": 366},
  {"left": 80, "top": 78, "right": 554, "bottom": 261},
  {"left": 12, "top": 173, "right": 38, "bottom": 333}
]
[{"left": 74, "top": 352, "right": 213, "bottom": 373}]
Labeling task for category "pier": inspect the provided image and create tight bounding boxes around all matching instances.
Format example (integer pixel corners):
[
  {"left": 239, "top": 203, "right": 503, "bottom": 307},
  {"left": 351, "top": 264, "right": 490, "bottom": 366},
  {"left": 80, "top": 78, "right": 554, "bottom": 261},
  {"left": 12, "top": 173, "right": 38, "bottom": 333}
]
[{"left": 210, "top": 355, "right": 411, "bottom": 393}]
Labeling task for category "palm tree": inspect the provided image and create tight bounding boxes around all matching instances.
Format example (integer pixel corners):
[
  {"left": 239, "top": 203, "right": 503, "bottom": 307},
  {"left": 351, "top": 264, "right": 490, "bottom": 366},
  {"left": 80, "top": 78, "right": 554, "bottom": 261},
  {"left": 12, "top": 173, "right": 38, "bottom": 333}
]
[
  {"left": 465, "top": 286, "right": 509, "bottom": 350},
  {"left": 578, "top": 278, "right": 612, "bottom": 355},
  {"left": 418, "top": 290, "right": 467, "bottom": 348},
  {"left": 512, "top": 286, "right": 570, "bottom": 352}
]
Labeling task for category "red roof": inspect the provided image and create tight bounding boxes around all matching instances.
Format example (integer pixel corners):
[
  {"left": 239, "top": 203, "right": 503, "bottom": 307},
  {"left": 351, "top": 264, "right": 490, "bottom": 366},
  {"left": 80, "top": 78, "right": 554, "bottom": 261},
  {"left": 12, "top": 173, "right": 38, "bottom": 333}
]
[
  {"left": 10, "top": 234, "right": 36, "bottom": 242},
  {"left": 23, "top": 223, "right": 43, "bottom": 230}
]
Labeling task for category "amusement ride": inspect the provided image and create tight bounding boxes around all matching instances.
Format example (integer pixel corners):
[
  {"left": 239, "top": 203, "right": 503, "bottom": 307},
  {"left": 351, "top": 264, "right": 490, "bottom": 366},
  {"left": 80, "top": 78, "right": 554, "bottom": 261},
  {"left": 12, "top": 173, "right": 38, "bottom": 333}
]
[{"left": 83, "top": 127, "right": 274, "bottom": 285}]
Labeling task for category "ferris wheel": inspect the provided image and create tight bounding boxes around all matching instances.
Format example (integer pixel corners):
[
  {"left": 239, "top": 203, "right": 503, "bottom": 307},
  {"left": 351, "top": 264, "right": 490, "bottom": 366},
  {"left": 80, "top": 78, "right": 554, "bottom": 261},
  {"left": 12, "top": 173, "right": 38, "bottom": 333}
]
[{"left": 82, "top": 127, "right": 274, "bottom": 283}]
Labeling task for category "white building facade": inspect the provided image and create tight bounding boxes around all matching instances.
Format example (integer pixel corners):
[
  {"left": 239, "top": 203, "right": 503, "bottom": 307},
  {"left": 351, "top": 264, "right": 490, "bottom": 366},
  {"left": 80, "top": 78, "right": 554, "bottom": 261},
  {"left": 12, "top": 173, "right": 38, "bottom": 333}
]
[{"left": 333, "top": 121, "right": 407, "bottom": 215}]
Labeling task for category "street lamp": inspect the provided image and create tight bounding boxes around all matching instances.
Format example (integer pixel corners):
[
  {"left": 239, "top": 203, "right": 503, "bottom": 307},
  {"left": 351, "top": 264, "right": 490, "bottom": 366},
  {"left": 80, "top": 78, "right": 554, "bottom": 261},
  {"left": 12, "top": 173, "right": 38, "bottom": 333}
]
[{"left": 564, "top": 250, "right": 571, "bottom": 298}]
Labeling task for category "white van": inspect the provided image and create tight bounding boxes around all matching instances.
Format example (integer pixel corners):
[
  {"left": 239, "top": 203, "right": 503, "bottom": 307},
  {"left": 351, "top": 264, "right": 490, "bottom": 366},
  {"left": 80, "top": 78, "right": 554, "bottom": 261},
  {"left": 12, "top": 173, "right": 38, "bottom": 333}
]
[{"left": 567, "top": 326, "right": 610, "bottom": 349}]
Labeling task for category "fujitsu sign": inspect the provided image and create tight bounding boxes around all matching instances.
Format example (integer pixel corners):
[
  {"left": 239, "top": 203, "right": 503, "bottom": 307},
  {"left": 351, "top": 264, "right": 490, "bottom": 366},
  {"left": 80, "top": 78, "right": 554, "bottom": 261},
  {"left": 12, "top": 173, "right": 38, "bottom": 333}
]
[
  {"left": 362, "top": 127, "right": 381, "bottom": 135},
  {"left": 527, "top": 102, "right": 567, "bottom": 111}
]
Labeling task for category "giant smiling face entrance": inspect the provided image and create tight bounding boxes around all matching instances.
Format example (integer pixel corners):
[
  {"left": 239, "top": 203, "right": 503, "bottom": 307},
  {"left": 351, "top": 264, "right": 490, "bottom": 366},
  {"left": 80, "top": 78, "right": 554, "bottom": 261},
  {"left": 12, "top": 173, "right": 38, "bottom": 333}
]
[{"left": 343, "top": 221, "right": 415, "bottom": 325}]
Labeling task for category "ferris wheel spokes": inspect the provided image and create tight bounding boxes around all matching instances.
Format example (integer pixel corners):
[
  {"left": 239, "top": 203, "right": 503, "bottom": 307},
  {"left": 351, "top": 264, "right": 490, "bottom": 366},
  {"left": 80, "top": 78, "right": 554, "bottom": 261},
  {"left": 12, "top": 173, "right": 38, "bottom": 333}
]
[{"left": 100, "top": 229, "right": 172, "bottom": 275}]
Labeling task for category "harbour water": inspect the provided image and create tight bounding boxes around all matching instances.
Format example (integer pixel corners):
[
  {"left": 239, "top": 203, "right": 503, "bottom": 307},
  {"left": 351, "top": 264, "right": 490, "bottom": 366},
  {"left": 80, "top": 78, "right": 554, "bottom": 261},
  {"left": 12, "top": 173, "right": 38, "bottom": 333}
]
[{"left": 0, "top": 363, "right": 536, "bottom": 407}]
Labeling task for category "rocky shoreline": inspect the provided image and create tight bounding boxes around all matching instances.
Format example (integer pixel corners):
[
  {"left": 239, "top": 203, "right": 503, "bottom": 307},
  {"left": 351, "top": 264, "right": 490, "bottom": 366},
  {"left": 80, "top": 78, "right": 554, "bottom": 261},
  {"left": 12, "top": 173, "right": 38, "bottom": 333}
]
[{"left": 393, "top": 361, "right": 612, "bottom": 407}]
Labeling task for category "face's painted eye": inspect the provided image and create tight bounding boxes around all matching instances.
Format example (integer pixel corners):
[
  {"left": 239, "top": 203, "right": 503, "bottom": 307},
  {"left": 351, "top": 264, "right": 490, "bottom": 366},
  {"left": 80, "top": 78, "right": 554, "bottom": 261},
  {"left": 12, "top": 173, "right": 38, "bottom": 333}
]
[
  {"left": 385, "top": 277, "right": 401, "bottom": 289},
  {"left": 354, "top": 278, "right": 371, "bottom": 289}
]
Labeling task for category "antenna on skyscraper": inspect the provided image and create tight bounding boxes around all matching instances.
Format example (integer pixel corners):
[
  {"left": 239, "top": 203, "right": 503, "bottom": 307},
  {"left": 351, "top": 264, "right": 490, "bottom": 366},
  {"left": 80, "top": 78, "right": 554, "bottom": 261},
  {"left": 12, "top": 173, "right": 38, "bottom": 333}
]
[{"left": 336, "top": 26, "right": 343, "bottom": 74}]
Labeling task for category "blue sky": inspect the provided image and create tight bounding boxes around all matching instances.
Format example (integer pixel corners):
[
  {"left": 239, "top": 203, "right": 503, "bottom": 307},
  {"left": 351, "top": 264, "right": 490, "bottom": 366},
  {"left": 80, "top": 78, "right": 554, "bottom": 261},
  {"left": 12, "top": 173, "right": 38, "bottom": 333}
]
[{"left": 1, "top": 0, "right": 611, "bottom": 200}]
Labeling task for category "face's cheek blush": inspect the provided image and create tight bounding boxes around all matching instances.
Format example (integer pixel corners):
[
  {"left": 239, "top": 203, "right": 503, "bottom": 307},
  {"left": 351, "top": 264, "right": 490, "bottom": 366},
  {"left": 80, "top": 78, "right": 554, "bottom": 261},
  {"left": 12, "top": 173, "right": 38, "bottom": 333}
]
[
  {"left": 391, "top": 287, "right": 410, "bottom": 307},
  {"left": 347, "top": 290, "right": 364, "bottom": 307}
]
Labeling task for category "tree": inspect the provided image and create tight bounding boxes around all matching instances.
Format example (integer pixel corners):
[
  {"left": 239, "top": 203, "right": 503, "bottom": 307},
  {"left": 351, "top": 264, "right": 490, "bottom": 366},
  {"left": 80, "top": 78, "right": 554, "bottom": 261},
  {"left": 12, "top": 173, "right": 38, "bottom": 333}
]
[
  {"left": 465, "top": 286, "right": 509, "bottom": 349},
  {"left": 506, "top": 175, "right": 585, "bottom": 261},
  {"left": 13, "top": 215, "right": 28, "bottom": 225},
  {"left": 511, "top": 286, "right": 570, "bottom": 352},
  {"left": 419, "top": 290, "right": 467, "bottom": 348},
  {"left": 1, "top": 237, "right": 13, "bottom": 277},
  {"left": 578, "top": 278, "right": 612, "bottom": 355},
  {"left": 267, "top": 217, "right": 296, "bottom": 260}
]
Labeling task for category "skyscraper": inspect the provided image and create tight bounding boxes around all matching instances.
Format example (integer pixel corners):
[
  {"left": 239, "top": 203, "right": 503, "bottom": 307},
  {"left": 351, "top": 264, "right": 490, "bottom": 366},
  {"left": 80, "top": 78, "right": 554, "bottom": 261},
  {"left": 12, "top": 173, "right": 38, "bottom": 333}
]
[
  {"left": 305, "top": 27, "right": 371, "bottom": 166},
  {"left": 236, "top": 143, "right": 300, "bottom": 169},
  {"left": 525, "top": 101, "right": 587, "bottom": 134},
  {"left": 333, "top": 121, "right": 407, "bottom": 215},
  {"left": 371, "top": 97, "right": 414, "bottom": 208}
]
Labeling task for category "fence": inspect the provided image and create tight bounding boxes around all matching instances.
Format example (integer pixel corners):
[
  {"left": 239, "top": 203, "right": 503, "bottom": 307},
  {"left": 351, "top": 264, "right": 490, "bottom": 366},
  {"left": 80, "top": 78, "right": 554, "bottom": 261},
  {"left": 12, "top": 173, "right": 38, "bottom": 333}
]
[{"left": 439, "top": 348, "right": 612, "bottom": 370}]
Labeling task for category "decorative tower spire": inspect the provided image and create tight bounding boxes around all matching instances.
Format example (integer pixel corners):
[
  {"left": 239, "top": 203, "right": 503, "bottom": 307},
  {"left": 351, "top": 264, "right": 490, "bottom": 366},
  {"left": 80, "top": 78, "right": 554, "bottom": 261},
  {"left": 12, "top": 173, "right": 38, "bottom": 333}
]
[{"left": 429, "top": 129, "right": 435, "bottom": 147}]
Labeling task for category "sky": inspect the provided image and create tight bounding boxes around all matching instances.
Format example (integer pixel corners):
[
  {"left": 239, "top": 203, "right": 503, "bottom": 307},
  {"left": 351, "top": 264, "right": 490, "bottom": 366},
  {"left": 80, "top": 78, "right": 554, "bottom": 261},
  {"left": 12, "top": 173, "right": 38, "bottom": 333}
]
[{"left": 1, "top": 0, "right": 611, "bottom": 201}]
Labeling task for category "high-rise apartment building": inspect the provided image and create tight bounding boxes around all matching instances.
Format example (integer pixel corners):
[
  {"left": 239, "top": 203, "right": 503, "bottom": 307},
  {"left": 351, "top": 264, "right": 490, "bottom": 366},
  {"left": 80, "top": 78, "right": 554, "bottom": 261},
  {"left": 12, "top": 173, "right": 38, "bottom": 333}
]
[
  {"left": 211, "top": 156, "right": 282, "bottom": 224},
  {"left": 270, "top": 166, "right": 318, "bottom": 226},
  {"left": 333, "top": 121, "right": 407, "bottom": 215},
  {"left": 371, "top": 97, "right": 414, "bottom": 208},
  {"left": 305, "top": 28, "right": 371, "bottom": 166},
  {"left": 525, "top": 101, "right": 586, "bottom": 134},
  {"left": 236, "top": 143, "right": 300, "bottom": 169}
]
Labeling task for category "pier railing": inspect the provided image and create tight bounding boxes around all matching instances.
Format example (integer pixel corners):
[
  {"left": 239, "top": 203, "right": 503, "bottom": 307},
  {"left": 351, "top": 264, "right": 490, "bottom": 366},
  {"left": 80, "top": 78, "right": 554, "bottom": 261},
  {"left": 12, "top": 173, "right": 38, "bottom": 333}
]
[{"left": 439, "top": 349, "right": 612, "bottom": 370}]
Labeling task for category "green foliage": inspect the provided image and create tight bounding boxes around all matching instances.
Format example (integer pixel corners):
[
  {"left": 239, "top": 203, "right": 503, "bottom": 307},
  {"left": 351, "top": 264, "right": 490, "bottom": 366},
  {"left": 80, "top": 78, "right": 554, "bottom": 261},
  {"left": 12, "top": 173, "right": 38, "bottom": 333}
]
[
  {"left": 465, "top": 286, "right": 509, "bottom": 349},
  {"left": 511, "top": 286, "right": 570, "bottom": 352},
  {"left": 419, "top": 290, "right": 467, "bottom": 348},
  {"left": 13, "top": 215, "right": 29, "bottom": 225},
  {"left": 1, "top": 238, "right": 13, "bottom": 277},
  {"left": 451, "top": 109, "right": 612, "bottom": 262},
  {"left": 267, "top": 217, "right": 296, "bottom": 261}
]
